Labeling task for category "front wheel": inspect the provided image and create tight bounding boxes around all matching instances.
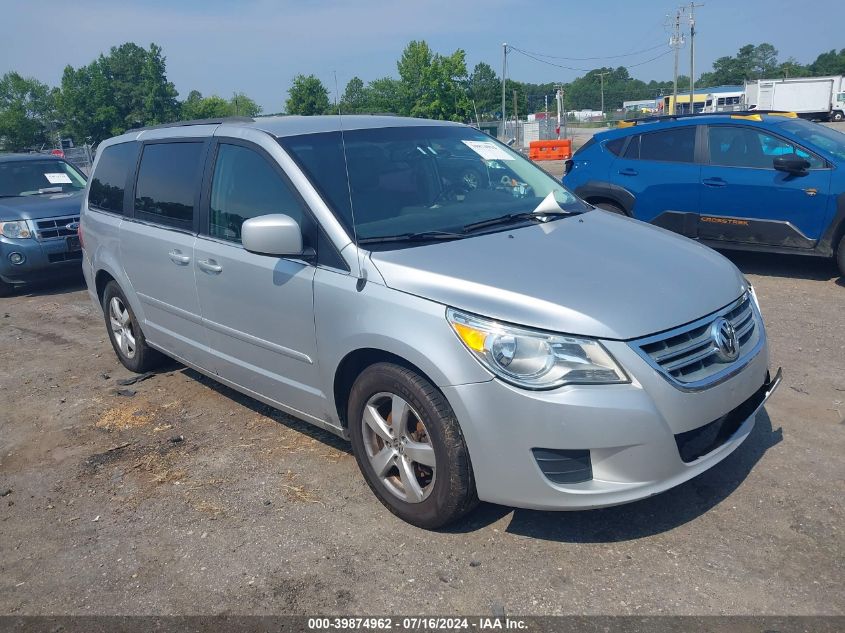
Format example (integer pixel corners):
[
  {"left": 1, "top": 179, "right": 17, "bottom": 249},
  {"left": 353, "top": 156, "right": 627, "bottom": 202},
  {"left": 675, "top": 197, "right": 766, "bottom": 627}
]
[
  {"left": 347, "top": 362, "right": 478, "bottom": 529},
  {"left": 832, "top": 111, "right": 844, "bottom": 122},
  {"left": 594, "top": 201, "right": 626, "bottom": 215},
  {"left": 836, "top": 234, "right": 845, "bottom": 278}
]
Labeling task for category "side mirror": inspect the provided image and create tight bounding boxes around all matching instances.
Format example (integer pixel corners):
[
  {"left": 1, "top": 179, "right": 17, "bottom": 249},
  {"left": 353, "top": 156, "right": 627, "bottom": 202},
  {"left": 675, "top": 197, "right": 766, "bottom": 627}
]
[
  {"left": 773, "top": 154, "right": 811, "bottom": 176},
  {"left": 241, "top": 214, "right": 303, "bottom": 256}
]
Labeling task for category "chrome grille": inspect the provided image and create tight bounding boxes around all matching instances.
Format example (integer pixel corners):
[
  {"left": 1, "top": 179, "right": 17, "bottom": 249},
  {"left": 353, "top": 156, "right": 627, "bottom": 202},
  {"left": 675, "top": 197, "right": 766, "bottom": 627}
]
[
  {"left": 632, "top": 293, "right": 762, "bottom": 390},
  {"left": 33, "top": 215, "right": 79, "bottom": 241}
]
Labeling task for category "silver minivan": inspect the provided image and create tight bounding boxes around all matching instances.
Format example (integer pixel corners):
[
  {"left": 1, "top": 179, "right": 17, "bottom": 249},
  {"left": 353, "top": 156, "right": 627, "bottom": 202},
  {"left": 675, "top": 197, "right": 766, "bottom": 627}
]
[{"left": 81, "top": 116, "right": 781, "bottom": 528}]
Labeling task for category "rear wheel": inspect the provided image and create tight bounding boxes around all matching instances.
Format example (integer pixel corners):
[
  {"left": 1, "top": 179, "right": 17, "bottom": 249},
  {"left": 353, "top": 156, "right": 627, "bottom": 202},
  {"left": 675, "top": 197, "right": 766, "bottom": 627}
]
[
  {"left": 593, "top": 201, "right": 626, "bottom": 215},
  {"left": 836, "top": 234, "right": 845, "bottom": 277},
  {"left": 347, "top": 362, "right": 478, "bottom": 529},
  {"left": 102, "top": 281, "right": 163, "bottom": 373}
]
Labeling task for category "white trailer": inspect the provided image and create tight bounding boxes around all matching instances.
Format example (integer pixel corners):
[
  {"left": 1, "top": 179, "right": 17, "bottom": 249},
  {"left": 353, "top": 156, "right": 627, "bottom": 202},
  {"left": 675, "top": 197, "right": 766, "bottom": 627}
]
[{"left": 745, "top": 76, "right": 845, "bottom": 121}]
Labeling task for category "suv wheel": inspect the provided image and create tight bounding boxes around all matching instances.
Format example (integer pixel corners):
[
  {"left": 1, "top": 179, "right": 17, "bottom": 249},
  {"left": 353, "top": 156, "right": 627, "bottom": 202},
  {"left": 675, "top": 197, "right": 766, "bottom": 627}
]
[
  {"left": 347, "top": 362, "right": 478, "bottom": 529},
  {"left": 102, "top": 281, "right": 162, "bottom": 373},
  {"left": 0, "top": 279, "right": 14, "bottom": 298},
  {"left": 836, "top": 233, "right": 845, "bottom": 277},
  {"left": 594, "top": 201, "right": 626, "bottom": 215}
]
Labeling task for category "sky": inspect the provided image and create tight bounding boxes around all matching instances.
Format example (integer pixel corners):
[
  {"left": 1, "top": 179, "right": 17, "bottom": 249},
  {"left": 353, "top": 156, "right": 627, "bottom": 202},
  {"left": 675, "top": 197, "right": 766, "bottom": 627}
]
[{"left": 2, "top": 0, "right": 843, "bottom": 113}]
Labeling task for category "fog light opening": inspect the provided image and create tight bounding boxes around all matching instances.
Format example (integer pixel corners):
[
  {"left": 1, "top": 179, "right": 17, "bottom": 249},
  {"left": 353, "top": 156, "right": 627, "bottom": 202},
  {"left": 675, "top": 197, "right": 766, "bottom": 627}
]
[{"left": 8, "top": 252, "right": 25, "bottom": 265}]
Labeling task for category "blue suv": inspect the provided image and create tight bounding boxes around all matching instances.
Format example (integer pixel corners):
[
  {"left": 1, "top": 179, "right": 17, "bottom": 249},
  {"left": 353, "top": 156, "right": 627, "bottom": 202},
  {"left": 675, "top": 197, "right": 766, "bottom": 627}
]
[{"left": 563, "top": 113, "right": 845, "bottom": 276}]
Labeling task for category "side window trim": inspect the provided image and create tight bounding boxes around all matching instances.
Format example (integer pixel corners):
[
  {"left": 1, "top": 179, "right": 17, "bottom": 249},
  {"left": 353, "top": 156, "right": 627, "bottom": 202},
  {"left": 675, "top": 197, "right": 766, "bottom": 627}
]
[
  {"left": 199, "top": 137, "right": 349, "bottom": 271},
  {"left": 704, "top": 124, "right": 828, "bottom": 170},
  {"left": 127, "top": 137, "right": 212, "bottom": 233}
]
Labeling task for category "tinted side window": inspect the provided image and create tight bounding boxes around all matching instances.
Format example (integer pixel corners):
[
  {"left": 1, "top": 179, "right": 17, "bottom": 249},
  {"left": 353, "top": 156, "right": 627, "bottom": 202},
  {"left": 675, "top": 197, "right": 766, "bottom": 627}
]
[
  {"left": 623, "top": 135, "right": 640, "bottom": 159},
  {"left": 605, "top": 138, "right": 626, "bottom": 156},
  {"left": 639, "top": 127, "right": 696, "bottom": 163},
  {"left": 208, "top": 144, "right": 305, "bottom": 243},
  {"left": 708, "top": 126, "right": 825, "bottom": 169},
  {"left": 89, "top": 142, "right": 136, "bottom": 214},
  {"left": 134, "top": 142, "right": 203, "bottom": 230}
]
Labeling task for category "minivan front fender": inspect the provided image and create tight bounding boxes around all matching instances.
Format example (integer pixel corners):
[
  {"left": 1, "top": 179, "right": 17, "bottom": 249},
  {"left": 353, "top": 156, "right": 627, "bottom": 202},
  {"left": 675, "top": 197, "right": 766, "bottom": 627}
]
[{"left": 313, "top": 268, "right": 493, "bottom": 428}]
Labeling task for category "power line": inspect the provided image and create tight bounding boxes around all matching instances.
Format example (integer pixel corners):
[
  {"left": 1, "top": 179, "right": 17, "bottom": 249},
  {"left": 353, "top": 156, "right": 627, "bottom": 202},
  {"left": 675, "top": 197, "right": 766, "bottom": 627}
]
[
  {"left": 507, "top": 45, "right": 674, "bottom": 73},
  {"left": 507, "top": 42, "right": 668, "bottom": 62}
]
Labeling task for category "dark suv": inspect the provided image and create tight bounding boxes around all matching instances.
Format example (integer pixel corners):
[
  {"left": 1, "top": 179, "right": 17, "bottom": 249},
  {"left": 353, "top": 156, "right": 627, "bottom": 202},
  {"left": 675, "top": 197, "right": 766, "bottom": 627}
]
[
  {"left": 563, "top": 113, "right": 845, "bottom": 276},
  {"left": 0, "top": 154, "right": 87, "bottom": 295}
]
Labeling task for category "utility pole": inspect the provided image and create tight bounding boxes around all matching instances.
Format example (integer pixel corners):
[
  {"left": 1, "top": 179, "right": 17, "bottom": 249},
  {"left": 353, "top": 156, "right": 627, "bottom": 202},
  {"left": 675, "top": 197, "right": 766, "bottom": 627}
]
[
  {"left": 670, "top": 8, "right": 685, "bottom": 115},
  {"left": 513, "top": 89, "right": 518, "bottom": 145},
  {"left": 689, "top": 3, "right": 703, "bottom": 111},
  {"left": 597, "top": 71, "right": 611, "bottom": 120},
  {"left": 501, "top": 42, "right": 508, "bottom": 139}
]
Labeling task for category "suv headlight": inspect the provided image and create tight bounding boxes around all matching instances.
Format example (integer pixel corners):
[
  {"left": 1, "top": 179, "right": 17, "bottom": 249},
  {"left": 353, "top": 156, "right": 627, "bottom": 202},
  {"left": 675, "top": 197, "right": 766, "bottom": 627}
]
[
  {"left": 447, "top": 308, "right": 628, "bottom": 390},
  {"left": 0, "top": 221, "right": 32, "bottom": 239}
]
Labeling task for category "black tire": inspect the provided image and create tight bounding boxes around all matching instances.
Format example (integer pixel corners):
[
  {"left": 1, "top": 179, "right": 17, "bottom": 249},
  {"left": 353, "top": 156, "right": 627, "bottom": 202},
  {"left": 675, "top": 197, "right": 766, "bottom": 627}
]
[
  {"left": 836, "top": 234, "right": 845, "bottom": 278},
  {"left": 102, "top": 280, "right": 163, "bottom": 373},
  {"left": 594, "top": 201, "right": 626, "bottom": 215},
  {"left": 347, "top": 362, "right": 478, "bottom": 529},
  {"left": 0, "top": 279, "right": 14, "bottom": 298},
  {"left": 832, "top": 111, "right": 844, "bottom": 122}
]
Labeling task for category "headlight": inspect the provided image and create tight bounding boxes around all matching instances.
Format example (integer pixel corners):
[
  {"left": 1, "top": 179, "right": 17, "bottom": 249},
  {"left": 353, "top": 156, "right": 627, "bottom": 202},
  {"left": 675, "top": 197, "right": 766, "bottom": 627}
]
[
  {"left": 447, "top": 308, "right": 628, "bottom": 390},
  {"left": 0, "top": 221, "right": 32, "bottom": 239}
]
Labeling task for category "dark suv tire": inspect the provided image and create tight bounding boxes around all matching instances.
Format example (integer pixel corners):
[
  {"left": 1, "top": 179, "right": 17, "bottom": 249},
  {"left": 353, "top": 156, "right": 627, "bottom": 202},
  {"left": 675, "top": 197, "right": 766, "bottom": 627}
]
[
  {"left": 102, "top": 280, "right": 163, "bottom": 373},
  {"left": 594, "top": 201, "right": 626, "bottom": 215},
  {"left": 836, "top": 234, "right": 845, "bottom": 278},
  {"left": 347, "top": 362, "right": 478, "bottom": 529}
]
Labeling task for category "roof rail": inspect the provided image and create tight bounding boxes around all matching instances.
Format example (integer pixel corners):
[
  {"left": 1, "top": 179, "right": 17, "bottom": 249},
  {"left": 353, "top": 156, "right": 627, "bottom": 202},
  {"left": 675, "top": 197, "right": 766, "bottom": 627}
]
[
  {"left": 127, "top": 116, "right": 255, "bottom": 134},
  {"left": 622, "top": 110, "right": 796, "bottom": 125}
]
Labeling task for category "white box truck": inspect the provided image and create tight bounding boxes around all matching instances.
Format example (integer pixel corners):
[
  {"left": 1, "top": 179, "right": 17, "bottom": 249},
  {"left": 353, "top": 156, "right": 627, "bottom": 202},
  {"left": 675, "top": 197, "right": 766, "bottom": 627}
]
[{"left": 745, "top": 76, "right": 845, "bottom": 121}]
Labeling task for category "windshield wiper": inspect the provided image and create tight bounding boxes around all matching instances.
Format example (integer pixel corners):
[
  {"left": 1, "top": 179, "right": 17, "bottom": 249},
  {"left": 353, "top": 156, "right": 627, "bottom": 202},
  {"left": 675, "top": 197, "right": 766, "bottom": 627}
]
[
  {"left": 462, "top": 191, "right": 576, "bottom": 232},
  {"left": 357, "top": 230, "right": 466, "bottom": 245},
  {"left": 462, "top": 209, "right": 572, "bottom": 232}
]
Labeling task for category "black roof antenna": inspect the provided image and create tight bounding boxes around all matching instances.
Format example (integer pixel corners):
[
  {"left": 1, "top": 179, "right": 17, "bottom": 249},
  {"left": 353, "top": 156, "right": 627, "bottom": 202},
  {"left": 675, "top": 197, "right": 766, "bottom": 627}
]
[{"left": 334, "top": 71, "right": 366, "bottom": 290}]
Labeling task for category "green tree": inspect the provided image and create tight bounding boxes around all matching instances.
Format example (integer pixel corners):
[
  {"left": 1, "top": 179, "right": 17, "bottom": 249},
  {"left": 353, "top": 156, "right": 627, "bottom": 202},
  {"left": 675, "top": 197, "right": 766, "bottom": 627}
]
[
  {"left": 363, "top": 77, "right": 402, "bottom": 114},
  {"left": 285, "top": 74, "right": 330, "bottom": 115},
  {"left": 468, "top": 62, "right": 500, "bottom": 119},
  {"left": 340, "top": 77, "right": 367, "bottom": 113},
  {"left": 0, "top": 72, "right": 57, "bottom": 151},
  {"left": 230, "top": 92, "right": 261, "bottom": 117},
  {"left": 396, "top": 40, "right": 471, "bottom": 121},
  {"left": 142, "top": 43, "right": 179, "bottom": 124},
  {"left": 808, "top": 48, "right": 845, "bottom": 76}
]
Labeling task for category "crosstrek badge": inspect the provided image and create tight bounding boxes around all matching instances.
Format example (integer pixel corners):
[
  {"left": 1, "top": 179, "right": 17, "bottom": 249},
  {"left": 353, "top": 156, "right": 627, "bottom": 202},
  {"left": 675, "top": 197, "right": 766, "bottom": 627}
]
[{"left": 701, "top": 216, "right": 750, "bottom": 226}]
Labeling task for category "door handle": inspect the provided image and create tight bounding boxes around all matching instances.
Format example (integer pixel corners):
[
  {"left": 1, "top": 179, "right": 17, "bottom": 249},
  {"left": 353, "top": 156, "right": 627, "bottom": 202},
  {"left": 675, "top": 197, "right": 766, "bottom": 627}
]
[
  {"left": 197, "top": 259, "right": 223, "bottom": 274},
  {"left": 168, "top": 249, "right": 191, "bottom": 265},
  {"left": 703, "top": 177, "right": 727, "bottom": 187},
  {"left": 618, "top": 168, "right": 638, "bottom": 176}
]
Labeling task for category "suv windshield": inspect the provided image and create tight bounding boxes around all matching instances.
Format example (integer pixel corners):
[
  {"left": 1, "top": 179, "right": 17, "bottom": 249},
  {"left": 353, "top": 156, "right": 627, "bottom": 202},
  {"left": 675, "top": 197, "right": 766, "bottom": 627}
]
[
  {"left": 280, "top": 125, "right": 588, "bottom": 245},
  {"left": 0, "top": 159, "right": 87, "bottom": 198},
  {"left": 776, "top": 119, "right": 845, "bottom": 161}
]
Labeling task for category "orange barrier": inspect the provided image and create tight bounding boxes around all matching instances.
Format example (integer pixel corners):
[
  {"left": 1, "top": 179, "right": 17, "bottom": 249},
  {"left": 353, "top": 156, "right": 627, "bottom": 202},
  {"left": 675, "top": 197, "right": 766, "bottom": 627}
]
[{"left": 528, "top": 139, "right": 572, "bottom": 161}]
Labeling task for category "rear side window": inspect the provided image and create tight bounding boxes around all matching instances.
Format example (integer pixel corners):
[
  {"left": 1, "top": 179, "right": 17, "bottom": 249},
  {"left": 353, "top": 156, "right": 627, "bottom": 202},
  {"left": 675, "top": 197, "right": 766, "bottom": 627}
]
[
  {"left": 208, "top": 143, "right": 305, "bottom": 243},
  {"left": 134, "top": 142, "right": 204, "bottom": 230},
  {"left": 604, "top": 138, "right": 626, "bottom": 156},
  {"left": 639, "top": 127, "right": 696, "bottom": 163},
  {"left": 623, "top": 135, "right": 640, "bottom": 159},
  {"left": 89, "top": 142, "right": 136, "bottom": 214}
]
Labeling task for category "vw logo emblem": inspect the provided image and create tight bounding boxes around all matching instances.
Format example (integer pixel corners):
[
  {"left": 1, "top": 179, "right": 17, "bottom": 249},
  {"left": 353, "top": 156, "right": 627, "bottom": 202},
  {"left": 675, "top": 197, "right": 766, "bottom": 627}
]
[
  {"left": 66, "top": 222, "right": 80, "bottom": 232},
  {"left": 711, "top": 317, "right": 739, "bottom": 362}
]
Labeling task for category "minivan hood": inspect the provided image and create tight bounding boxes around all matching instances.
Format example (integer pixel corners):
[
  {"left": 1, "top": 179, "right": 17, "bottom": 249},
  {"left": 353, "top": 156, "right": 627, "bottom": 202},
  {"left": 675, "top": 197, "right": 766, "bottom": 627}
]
[
  {"left": 0, "top": 191, "right": 83, "bottom": 221},
  {"left": 369, "top": 210, "right": 746, "bottom": 340}
]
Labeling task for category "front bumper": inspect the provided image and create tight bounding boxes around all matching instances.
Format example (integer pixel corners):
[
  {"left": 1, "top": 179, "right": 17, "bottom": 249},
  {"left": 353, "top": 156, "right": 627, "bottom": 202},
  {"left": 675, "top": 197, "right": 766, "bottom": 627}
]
[
  {"left": 0, "top": 235, "right": 82, "bottom": 284},
  {"left": 443, "top": 336, "right": 780, "bottom": 511}
]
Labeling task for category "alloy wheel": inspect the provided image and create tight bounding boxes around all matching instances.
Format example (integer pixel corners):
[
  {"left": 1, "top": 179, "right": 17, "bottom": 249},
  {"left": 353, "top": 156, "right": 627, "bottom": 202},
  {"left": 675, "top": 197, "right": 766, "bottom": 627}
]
[
  {"left": 108, "top": 296, "right": 136, "bottom": 360},
  {"left": 361, "top": 392, "right": 436, "bottom": 503}
]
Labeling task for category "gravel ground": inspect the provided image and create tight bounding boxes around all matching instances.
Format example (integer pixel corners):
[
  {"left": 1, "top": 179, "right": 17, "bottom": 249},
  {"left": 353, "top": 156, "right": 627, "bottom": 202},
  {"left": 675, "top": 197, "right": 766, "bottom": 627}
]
[{"left": 1, "top": 195, "right": 844, "bottom": 615}]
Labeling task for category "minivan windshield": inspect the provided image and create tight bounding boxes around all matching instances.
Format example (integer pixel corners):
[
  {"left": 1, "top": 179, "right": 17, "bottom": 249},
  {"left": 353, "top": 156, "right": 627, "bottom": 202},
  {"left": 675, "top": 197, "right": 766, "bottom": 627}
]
[
  {"left": 0, "top": 159, "right": 87, "bottom": 198},
  {"left": 776, "top": 118, "right": 845, "bottom": 161},
  {"left": 280, "top": 125, "right": 588, "bottom": 245}
]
